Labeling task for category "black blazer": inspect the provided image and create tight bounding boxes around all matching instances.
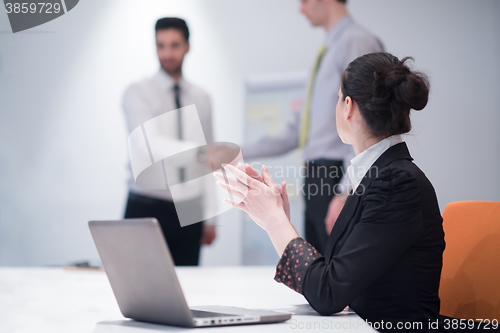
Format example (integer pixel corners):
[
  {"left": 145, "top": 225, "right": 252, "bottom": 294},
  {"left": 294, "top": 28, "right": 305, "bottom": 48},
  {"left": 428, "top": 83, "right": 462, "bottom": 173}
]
[{"left": 303, "top": 142, "right": 445, "bottom": 326}]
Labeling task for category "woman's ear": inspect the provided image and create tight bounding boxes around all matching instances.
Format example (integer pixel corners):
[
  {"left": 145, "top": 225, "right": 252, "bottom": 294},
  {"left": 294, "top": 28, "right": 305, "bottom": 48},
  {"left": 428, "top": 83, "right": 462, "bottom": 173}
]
[{"left": 344, "top": 96, "right": 353, "bottom": 121}]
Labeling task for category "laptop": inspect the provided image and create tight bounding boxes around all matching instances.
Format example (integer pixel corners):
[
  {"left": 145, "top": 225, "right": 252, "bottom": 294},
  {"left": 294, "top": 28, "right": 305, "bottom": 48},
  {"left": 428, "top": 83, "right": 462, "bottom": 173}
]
[{"left": 88, "top": 218, "right": 291, "bottom": 327}]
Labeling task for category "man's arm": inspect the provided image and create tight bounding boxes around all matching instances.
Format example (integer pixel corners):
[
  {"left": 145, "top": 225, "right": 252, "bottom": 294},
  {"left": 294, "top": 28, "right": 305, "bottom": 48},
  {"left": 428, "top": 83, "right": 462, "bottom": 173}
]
[
  {"left": 122, "top": 83, "right": 152, "bottom": 133},
  {"left": 241, "top": 110, "right": 301, "bottom": 160},
  {"left": 199, "top": 93, "right": 217, "bottom": 244},
  {"left": 201, "top": 95, "right": 217, "bottom": 226}
]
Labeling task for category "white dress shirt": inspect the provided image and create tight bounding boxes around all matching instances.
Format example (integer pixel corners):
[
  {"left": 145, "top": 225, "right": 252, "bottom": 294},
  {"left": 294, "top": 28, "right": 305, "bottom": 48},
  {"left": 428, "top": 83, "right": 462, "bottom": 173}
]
[
  {"left": 347, "top": 135, "right": 403, "bottom": 192},
  {"left": 122, "top": 69, "right": 216, "bottom": 224},
  {"left": 241, "top": 16, "right": 383, "bottom": 189}
]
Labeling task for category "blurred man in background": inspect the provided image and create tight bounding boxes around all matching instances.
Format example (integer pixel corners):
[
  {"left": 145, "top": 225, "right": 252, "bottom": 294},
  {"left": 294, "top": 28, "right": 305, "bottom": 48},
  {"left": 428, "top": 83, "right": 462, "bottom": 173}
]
[
  {"left": 215, "top": 0, "right": 383, "bottom": 255},
  {"left": 122, "top": 18, "right": 216, "bottom": 265}
]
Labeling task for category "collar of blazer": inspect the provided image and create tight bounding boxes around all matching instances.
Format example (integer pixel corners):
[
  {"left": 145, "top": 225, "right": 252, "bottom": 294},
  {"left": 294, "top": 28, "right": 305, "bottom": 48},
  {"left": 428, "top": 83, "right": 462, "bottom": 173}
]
[{"left": 324, "top": 142, "right": 414, "bottom": 261}]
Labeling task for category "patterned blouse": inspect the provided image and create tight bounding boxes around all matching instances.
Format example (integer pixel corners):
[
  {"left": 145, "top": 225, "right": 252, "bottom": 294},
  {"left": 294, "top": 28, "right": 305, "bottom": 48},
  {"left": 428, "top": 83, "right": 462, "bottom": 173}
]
[{"left": 274, "top": 237, "right": 322, "bottom": 294}]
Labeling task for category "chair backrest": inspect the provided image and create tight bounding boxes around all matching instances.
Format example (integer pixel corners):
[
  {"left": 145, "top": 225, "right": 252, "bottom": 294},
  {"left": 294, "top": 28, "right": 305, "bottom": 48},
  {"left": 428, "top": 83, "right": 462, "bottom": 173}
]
[{"left": 440, "top": 201, "right": 500, "bottom": 320}]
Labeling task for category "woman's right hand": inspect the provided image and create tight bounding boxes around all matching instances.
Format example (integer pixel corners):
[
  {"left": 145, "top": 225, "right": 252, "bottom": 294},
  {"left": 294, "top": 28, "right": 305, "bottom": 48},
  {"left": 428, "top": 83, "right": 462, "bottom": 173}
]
[
  {"left": 214, "top": 163, "right": 299, "bottom": 256},
  {"left": 213, "top": 163, "right": 289, "bottom": 231}
]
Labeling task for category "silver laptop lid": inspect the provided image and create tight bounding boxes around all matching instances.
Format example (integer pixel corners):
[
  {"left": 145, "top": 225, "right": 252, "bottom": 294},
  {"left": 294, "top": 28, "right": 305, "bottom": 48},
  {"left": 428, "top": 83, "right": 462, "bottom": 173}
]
[{"left": 88, "top": 218, "right": 194, "bottom": 327}]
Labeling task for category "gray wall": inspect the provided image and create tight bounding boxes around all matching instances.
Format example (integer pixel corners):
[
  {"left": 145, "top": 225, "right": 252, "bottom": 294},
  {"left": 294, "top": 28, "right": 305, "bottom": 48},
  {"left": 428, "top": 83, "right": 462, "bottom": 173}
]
[{"left": 0, "top": 0, "right": 498, "bottom": 266}]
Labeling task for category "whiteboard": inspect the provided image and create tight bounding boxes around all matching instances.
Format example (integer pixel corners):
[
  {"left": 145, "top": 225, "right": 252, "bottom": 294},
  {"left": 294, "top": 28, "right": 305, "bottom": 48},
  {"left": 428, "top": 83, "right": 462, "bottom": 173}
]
[{"left": 242, "top": 71, "right": 308, "bottom": 265}]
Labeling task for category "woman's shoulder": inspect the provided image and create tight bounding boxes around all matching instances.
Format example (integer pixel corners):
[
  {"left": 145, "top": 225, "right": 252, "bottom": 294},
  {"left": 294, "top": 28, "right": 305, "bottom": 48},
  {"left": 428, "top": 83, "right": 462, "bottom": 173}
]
[
  {"left": 365, "top": 159, "right": 438, "bottom": 207},
  {"left": 370, "top": 159, "right": 418, "bottom": 186},
  {"left": 375, "top": 158, "right": 431, "bottom": 184}
]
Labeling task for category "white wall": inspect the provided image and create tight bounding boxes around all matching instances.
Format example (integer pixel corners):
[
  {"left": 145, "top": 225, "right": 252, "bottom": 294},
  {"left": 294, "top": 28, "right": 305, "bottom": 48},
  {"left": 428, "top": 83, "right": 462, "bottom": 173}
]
[
  {"left": 0, "top": 0, "right": 498, "bottom": 266},
  {"left": 349, "top": 0, "right": 500, "bottom": 212}
]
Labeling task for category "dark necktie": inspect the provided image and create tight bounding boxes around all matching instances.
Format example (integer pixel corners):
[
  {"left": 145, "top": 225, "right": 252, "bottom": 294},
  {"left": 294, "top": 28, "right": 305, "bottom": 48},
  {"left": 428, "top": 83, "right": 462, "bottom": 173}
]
[{"left": 173, "top": 84, "right": 185, "bottom": 182}]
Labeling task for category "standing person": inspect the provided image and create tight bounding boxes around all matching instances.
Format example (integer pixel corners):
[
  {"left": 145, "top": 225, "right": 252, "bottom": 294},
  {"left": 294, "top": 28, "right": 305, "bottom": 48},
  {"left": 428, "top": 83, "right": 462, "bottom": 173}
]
[
  {"left": 221, "top": 0, "right": 383, "bottom": 255},
  {"left": 122, "top": 18, "right": 216, "bottom": 266}
]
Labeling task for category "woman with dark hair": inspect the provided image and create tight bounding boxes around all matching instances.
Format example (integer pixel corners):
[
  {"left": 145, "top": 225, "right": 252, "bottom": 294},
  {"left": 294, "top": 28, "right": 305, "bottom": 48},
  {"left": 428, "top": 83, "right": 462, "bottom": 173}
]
[{"left": 214, "top": 52, "right": 445, "bottom": 332}]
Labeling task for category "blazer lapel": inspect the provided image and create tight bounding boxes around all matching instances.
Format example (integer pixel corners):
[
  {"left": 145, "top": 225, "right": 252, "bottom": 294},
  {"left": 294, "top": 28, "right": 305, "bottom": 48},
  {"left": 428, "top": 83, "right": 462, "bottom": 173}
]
[{"left": 324, "top": 142, "right": 414, "bottom": 261}]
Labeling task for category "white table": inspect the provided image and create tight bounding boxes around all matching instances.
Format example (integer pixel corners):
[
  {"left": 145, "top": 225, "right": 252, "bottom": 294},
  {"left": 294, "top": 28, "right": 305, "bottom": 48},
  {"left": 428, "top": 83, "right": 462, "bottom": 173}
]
[{"left": 0, "top": 267, "right": 376, "bottom": 333}]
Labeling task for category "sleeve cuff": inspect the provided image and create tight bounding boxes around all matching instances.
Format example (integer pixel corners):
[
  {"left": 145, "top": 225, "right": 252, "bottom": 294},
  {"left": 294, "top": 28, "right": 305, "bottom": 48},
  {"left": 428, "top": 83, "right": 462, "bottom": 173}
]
[{"left": 274, "top": 237, "right": 322, "bottom": 294}]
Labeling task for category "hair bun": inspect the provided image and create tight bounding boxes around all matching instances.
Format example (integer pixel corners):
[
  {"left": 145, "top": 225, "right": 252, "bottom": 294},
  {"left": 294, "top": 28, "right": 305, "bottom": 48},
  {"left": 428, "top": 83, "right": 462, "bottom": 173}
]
[
  {"left": 341, "top": 52, "right": 430, "bottom": 138},
  {"left": 373, "top": 57, "right": 429, "bottom": 112}
]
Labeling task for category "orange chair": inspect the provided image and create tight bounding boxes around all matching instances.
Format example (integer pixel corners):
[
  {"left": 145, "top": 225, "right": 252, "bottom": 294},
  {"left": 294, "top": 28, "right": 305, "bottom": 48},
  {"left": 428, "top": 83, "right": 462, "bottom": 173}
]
[{"left": 440, "top": 201, "right": 500, "bottom": 321}]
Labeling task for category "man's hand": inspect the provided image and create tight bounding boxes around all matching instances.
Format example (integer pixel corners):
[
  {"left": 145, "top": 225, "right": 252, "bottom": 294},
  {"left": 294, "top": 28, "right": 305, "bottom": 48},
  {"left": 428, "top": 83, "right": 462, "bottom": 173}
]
[
  {"left": 200, "top": 224, "right": 216, "bottom": 245},
  {"left": 325, "top": 195, "right": 346, "bottom": 235},
  {"left": 205, "top": 144, "right": 239, "bottom": 169}
]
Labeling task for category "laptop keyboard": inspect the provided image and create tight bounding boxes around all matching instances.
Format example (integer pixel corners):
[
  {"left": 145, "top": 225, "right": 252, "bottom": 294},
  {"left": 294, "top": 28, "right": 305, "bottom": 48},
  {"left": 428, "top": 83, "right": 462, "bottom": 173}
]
[{"left": 191, "top": 310, "right": 239, "bottom": 318}]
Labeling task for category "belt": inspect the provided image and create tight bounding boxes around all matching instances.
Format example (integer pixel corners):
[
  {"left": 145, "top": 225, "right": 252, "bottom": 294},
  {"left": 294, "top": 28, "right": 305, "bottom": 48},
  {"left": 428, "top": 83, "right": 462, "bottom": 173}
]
[{"left": 304, "top": 158, "right": 343, "bottom": 167}]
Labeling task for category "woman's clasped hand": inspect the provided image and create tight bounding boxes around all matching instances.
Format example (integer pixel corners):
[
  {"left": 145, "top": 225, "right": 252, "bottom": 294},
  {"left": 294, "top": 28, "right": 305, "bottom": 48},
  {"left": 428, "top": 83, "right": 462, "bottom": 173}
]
[{"left": 213, "top": 163, "right": 291, "bottom": 230}]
